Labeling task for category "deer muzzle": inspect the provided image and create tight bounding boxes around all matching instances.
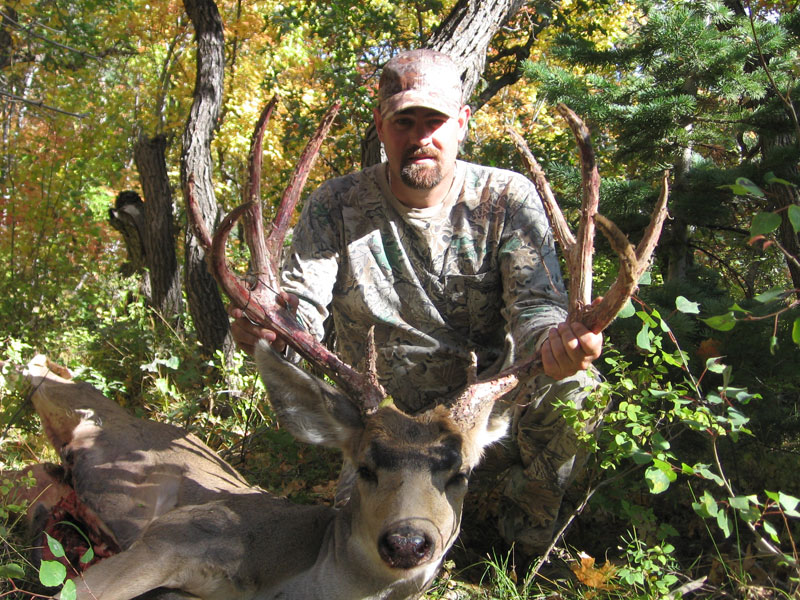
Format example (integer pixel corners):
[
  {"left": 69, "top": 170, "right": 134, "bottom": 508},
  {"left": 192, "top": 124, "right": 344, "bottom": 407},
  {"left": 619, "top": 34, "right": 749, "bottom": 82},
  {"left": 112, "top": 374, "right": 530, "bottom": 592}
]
[{"left": 378, "top": 522, "right": 435, "bottom": 569}]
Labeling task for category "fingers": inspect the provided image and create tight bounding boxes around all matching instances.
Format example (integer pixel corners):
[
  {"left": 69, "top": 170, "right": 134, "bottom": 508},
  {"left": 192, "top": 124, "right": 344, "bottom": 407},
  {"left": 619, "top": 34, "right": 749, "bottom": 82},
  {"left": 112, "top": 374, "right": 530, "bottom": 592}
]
[
  {"left": 541, "top": 321, "right": 603, "bottom": 380},
  {"left": 227, "top": 305, "right": 285, "bottom": 356}
]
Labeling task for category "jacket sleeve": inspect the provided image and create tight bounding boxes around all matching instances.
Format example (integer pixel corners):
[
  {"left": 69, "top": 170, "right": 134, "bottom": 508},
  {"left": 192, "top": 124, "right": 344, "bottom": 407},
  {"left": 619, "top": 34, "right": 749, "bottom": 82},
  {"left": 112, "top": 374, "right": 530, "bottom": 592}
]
[
  {"left": 280, "top": 183, "right": 341, "bottom": 343},
  {"left": 499, "top": 175, "right": 569, "bottom": 361}
]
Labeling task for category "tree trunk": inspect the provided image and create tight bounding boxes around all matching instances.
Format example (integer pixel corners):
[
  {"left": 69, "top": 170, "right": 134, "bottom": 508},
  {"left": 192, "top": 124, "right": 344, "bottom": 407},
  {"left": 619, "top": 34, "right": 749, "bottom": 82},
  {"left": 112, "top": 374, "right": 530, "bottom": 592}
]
[
  {"left": 108, "top": 190, "right": 152, "bottom": 298},
  {"left": 361, "top": 0, "right": 525, "bottom": 168},
  {"left": 762, "top": 131, "right": 800, "bottom": 296},
  {"left": 180, "top": 0, "right": 233, "bottom": 357},
  {"left": 133, "top": 134, "right": 183, "bottom": 318},
  {"left": 665, "top": 144, "right": 695, "bottom": 283}
]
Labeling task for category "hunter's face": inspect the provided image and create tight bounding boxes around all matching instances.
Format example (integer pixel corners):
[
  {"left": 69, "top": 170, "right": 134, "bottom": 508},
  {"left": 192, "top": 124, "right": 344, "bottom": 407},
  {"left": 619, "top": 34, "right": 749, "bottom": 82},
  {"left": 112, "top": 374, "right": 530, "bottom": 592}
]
[{"left": 375, "top": 105, "right": 469, "bottom": 196}]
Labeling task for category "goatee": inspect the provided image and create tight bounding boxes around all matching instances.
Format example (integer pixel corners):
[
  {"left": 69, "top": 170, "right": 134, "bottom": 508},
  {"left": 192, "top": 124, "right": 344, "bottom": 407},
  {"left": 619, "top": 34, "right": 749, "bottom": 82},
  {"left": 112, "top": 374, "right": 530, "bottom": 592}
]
[{"left": 400, "top": 148, "right": 444, "bottom": 190}]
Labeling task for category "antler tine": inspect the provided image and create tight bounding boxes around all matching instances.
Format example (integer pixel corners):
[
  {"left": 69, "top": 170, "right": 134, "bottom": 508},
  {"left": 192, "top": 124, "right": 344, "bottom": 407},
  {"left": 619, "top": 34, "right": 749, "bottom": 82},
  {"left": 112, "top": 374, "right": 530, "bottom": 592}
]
[
  {"left": 507, "top": 127, "right": 576, "bottom": 250},
  {"left": 580, "top": 174, "right": 670, "bottom": 332},
  {"left": 556, "top": 103, "right": 599, "bottom": 318},
  {"left": 509, "top": 106, "right": 669, "bottom": 334},
  {"left": 452, "top": 106, "right": 671, "bottom": 428},
  {"left": 242, "top": 95, "right": 280, "bottom": 290},
  {"left": 187, "top": 100, "right": 388, "bottom": 413},
  {"left": 264, "top": 101, "right": 342, "bottom": 277},
  {"left": 450, "top": 353, "right": 521, "bottom": 430}
]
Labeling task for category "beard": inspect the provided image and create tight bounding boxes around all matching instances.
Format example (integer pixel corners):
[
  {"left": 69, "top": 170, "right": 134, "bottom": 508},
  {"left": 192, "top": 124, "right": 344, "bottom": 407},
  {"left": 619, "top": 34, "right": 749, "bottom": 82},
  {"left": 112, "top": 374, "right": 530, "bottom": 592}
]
[{"left": 399, "top": 147, "right": 445, "bottom": 190}]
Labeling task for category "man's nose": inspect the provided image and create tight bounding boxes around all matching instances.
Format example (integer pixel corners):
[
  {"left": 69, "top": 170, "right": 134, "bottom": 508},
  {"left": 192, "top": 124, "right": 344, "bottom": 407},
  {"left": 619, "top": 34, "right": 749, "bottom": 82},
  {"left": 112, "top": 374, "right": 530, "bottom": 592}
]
[{"left": 411, "top": 122, "right": 434, "bottom": 146}]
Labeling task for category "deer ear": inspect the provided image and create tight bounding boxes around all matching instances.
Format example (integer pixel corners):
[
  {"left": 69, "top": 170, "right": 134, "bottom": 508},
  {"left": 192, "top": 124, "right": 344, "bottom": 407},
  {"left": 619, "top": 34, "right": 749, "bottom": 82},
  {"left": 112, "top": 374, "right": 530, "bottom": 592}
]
[
  {"left": 458, "top": 406, "right": 510, "bottom": 469},
  {"left": 254, "top": 341, "right": 364, "bottom": 448}
]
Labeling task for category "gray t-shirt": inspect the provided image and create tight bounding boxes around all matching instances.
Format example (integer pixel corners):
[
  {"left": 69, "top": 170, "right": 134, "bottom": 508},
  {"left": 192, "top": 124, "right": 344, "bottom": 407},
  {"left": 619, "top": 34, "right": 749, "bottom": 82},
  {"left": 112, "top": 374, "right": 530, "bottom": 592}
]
[{"left": 282, "top": 160, "right": 568, "bottom": 412}]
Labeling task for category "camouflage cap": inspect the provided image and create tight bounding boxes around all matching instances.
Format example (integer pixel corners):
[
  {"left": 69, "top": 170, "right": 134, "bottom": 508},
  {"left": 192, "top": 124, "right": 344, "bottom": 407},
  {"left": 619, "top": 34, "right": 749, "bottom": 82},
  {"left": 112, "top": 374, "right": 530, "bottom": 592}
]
[{"left": 378, "top": 49, "right": 463, "bottom": 119}]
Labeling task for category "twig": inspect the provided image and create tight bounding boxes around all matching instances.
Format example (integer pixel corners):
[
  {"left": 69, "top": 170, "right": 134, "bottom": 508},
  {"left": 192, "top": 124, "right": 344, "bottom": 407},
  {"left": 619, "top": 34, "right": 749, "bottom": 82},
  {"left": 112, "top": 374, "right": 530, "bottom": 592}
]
[
  {"left": 0, "top": 9, "right": 102, "bottom": 60},
  {"left": 0, "top": 89, "right": 88, "bottom": 119}
]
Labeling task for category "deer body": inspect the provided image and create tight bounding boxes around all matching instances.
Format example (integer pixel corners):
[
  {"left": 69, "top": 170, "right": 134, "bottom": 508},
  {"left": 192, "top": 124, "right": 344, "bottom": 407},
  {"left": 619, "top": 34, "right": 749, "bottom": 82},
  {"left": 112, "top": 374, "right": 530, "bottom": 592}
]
[{"left": 23, "top": 344, "right": 509, "bottom": 600}]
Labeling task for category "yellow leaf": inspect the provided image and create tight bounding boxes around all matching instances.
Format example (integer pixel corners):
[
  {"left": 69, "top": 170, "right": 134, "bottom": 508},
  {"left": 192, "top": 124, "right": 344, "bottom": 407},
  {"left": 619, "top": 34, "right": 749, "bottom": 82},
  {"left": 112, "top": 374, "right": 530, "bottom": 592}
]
[{"left": 570, "top": 554, "right": 618, "bottom": 590}]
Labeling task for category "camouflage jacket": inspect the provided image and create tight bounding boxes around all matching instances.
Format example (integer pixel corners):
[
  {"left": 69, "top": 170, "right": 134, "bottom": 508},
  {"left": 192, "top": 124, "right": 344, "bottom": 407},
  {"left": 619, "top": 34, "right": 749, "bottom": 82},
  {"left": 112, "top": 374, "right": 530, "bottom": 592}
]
[{"left": 282, "top": 160, "right": 568, "bottom": 413}]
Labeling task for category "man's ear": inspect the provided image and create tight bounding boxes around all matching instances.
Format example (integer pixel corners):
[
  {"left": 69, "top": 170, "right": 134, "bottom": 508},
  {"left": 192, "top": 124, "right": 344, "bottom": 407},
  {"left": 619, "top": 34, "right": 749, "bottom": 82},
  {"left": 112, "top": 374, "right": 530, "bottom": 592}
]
[
  {"left": 373, "top": 107, "right": 385, "bottom": 142},
  {"left": 457, "top": 105, "right": 471, "bottom": 143}
]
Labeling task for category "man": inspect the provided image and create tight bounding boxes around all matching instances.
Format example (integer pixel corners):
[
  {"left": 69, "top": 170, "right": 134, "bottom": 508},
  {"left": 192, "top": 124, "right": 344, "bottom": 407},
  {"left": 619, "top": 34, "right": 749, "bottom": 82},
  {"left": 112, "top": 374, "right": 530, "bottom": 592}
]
[{"left": 232, "top": 49, "right": 602, "bottom": 560}]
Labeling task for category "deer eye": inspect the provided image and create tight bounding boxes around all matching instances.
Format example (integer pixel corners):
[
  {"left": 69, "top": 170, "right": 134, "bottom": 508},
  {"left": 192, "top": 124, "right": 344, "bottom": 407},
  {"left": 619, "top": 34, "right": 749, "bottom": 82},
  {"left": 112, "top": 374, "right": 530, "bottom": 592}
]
[
  {"left": 357, "top": 465, "right": 378, "bottom": 484},
  {"left": 446, "top": 472, "right": 469, "bottom": 489}
]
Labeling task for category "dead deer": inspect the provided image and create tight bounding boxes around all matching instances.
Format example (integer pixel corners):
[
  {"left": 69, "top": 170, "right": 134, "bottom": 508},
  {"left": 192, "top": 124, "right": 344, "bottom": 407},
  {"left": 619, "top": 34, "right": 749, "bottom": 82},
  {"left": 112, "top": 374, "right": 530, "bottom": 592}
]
[{"left": 17, "top": 99, "right": 667, "bottom": 600}]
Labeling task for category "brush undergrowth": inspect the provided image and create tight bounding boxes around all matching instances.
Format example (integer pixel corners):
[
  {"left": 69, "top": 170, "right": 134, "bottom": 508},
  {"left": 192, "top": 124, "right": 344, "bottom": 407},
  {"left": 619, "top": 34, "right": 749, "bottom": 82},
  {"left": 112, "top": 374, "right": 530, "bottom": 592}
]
[{"left": 1, "top": 277, "right": 799, "bottom": 599}]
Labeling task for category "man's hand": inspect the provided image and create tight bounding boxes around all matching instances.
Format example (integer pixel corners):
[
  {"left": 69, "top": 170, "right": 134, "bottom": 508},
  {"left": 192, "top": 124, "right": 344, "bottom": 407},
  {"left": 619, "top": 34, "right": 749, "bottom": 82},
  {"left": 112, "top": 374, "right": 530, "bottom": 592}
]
[
  {"left": 227, "top": 292, "right": 299, "bottom": 356},
  {"left": 541, "top": 320, "right": 603, "bottom": 381}
]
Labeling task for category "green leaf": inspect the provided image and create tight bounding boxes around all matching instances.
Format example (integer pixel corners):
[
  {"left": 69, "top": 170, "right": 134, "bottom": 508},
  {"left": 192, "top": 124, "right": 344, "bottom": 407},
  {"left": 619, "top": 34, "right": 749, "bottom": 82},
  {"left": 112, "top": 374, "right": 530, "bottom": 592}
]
[
  {"left": 652, "top": 458, "right": 677, "bottom": 482},
  {"left": 636, "top": 323, "right": 651, "bottom": 351},
  {"left": 645, "top": 465, "right": 672, "bottom": 494},
  {"left": 716, "top": 508, "right": 732, "bottom": 538},
  {"left": 651, "top": 432, "right": 671, "bottom": 452},
  {"left": 769, "top": 336, "right": 778, "bottom": 355},
  {"left": 764, "top": 171, "right": 796, "bottom": 187},
  {"left": 778, "top": 492, "right": 800, "bottom": 518},
  {"left": 46, "top": 532, "right": 66, "bottom": 559},
  {"left": 39, "top": 560, "right": 67, "bottom": 587},
  {"left": 750, "top": 212, "right": 781, "bottom": 236},
  {"left": 0, "top": 562, "right": 26, "bottom": 578},
  {"left": 702, "top": 312, "right": 737, "bottom": 332},
  {"left": 788, "top": 205, "right": 800, "bottom": 233},
  {"left": 80, "top": 546, "right": 95, "bottom": 564},
  {"left": 792, "top": 317, "right": 800, "bottom": 346},
  {"left": 706, "top": 357, "right": 728, "bottom": 374},
  {"left": 762, "top": 519, "right": 780, "bottom": 543},
  {"left": 753, "top": 288, "right": 785, "bottom": 303},
  {"left": 675, "top": 296, "right": 700, "bottom": 314},
  {"left": 638, "top": 270, "right": 652, "bottom": 285},
  {"left": 702, "top": 490, "right": 719, "bottom": 516},
  {"left": 617, "top": 299, "right": 636, "bottom": 318},
  {"left": 61, "top": 579, "right": 77, "bottom": 600},
  {"left": 720, "top": 177, "right": 765, "bottom": 197},
  {"left": 729, "top": 495, "right": 750, "bottom": 511}
]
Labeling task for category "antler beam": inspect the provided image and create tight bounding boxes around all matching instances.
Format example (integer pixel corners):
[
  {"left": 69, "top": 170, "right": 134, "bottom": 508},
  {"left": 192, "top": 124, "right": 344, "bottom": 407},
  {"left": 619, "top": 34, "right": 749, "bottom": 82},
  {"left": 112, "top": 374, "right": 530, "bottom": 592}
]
[
  {"left": 452, "top": 105, "right": 669, "bottom": 429},
  {"left": 508, "top": 103, "right": 669, "bottom": 333},
  {"left": 186, "top": 99, "right": 388, "bottom": 414}
]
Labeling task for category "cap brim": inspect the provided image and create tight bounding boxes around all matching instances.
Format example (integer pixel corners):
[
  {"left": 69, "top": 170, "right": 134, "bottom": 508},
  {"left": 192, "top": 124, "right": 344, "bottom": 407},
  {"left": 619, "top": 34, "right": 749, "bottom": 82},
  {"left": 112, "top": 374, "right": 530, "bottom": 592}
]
[{"left": 381, "top": 90, "right": 461, "bottom": 120}]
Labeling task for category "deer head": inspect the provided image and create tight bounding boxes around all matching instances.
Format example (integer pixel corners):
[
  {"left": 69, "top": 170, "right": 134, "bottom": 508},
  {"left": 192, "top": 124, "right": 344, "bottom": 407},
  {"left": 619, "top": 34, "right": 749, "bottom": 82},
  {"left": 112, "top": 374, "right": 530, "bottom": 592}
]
[{"left": 255, "top": 342, "right": 512, "bottom": 576}]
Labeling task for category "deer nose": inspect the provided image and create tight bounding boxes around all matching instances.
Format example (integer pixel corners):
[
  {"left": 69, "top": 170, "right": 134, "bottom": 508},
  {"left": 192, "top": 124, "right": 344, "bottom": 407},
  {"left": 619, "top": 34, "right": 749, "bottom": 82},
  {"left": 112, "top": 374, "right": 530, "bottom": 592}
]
[{"left": 378, "top": 524, "right": 434, "bottom": 569}]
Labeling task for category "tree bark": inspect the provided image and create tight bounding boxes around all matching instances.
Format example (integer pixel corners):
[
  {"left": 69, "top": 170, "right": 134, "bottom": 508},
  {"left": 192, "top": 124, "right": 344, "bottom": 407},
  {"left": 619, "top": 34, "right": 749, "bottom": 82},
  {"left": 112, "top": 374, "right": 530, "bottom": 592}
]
[
  {"left": 762, "top": 130, "right": 800, "bottom": 296},
  {"left": 133, "top": 134, "right": 183, "bottom": 318},
  {"left": 108, "top": 190, "right": 151, "bottom": 298},
  {"left": 361, "top": 0, "right": 525, "bottom": 168},
  {"left": 180, "top": 0, "right": 233, "bottom": 357}
]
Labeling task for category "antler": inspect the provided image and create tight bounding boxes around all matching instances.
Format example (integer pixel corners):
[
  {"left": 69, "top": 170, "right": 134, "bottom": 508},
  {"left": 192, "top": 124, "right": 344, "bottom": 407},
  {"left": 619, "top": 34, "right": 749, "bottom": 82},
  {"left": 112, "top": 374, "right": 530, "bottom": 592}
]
[
  {"left": 508, "top": 103, "right": 670, "bottom": 332},
  {"left": 451, "top": 105, "right": 669, "bottom": 429},
  {"left": 187, "top": 99, "right": 388, "bottom": 415}
]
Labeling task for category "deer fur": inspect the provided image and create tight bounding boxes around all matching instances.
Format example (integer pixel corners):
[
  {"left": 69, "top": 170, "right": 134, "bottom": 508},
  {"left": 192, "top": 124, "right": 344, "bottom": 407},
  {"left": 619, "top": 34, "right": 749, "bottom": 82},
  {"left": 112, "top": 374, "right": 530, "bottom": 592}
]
[{"left": 20, "top": 346, "right": 510, "bottom": 600}]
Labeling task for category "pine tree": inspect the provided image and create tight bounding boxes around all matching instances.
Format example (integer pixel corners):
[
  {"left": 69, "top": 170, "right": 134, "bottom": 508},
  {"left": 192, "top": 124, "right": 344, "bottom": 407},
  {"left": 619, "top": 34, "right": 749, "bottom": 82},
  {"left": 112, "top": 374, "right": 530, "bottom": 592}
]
[{"left": 523, "top": 0, "right": 799, "bottom": 299}]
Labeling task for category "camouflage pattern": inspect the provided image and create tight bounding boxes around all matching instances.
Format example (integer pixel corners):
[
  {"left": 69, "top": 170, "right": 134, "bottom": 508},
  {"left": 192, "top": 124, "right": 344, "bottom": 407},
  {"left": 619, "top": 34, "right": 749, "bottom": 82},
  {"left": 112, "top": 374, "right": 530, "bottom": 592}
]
[
  {"left": 281, "top": 160, "right": 596, "bottom": 553},
  {"left": 283, "top": 160, "right": 568, "bottom": 412},
  {"left": 464, "top": 370, "right": 598, "bottom": 556}
]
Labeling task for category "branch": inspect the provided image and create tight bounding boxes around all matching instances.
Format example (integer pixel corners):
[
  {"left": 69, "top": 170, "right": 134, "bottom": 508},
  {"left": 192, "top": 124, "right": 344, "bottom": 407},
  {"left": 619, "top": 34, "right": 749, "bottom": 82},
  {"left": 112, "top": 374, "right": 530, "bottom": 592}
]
[
  {"left": 0, "top": 89, "right": 88, "bottom": 118},
  {"left": 0, "top": 9, "right": 102, "bottom": 60}
]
